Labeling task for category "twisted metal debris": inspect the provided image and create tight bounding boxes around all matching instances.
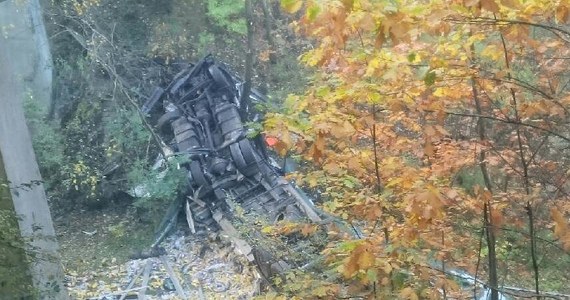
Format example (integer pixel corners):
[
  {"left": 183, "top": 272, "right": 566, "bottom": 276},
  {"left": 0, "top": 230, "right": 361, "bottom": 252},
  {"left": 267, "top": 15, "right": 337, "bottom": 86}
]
[{"left": 142, "top": 55, "right": 326, "bottom": 282}]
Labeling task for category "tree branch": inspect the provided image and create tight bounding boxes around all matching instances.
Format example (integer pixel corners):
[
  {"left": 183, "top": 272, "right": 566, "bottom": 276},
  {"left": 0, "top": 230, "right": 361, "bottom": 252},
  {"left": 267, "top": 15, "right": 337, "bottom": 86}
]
[{"left": 439, "top": 111, "right": 570, "bottom": 143}]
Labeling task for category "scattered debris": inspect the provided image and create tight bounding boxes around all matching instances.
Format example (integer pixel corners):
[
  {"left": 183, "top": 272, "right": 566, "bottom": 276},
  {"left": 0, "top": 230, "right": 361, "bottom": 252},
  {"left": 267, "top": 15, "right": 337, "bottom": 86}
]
[
  {"left": 82, "top": 230, "right": 98, "bottom": 236},
  {"left": 66, "top": 230, "right": 258, "bottom": 299}
]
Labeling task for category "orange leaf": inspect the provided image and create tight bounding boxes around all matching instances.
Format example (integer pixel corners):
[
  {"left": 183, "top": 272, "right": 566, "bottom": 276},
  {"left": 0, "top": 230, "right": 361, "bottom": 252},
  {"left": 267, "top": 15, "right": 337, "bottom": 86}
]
[
  {"left": 343, "top": 252, "right": 360, "bottom": 278},
  {"left": 490, "top": 208, "right": 504, "bottom": 234},
  {"left": 265, "top": 136, "right": 278, "bottom": 147},
  {"left": 301, "top": 224, "right": 316, "bottom": 236},
  {"left": 323, "top": 162, "right": 343, "bottom": 175},
  {"left": 424, "top": 140, "right": 435, "bottom": 156},
  {"left": 481, "top": 0, "right": 500, "bottom": 13},
  {"left": 347, "top": 157, "right": 361, "bottom": 172},
  {"left": 551, "top": 208, "right": 568, "bottom": 238},
  {"left": 343, "top": 243, "right": 376, "bottom": 277},
  {"left": 424, "top": 125, "right": 436, "bottom": 137},
  {"left": 556, "top": 4, "right": 569, "bottom": 23},
  {"left": 551, "top": 208, "right": 570, "bottom": 251}
]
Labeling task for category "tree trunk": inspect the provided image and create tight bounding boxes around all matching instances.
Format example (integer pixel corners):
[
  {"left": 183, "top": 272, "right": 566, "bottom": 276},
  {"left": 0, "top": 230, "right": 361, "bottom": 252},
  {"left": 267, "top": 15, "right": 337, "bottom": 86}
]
[
  {"left": 242, "top": 0, "right": 255, "bottom": 106},
  {"left": 0, "top": 0, "right": 68, "bottom": 298},
  {"left": 472, "top": 79, "right": 499, "bottom": 300}
]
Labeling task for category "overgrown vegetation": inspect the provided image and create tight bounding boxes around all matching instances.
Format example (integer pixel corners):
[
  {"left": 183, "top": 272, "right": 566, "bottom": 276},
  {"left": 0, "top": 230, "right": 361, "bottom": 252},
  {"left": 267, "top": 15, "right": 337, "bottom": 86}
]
[
  {"left": 0, "top": 154, "right": 34, "bottom": 298},
  {"left": 206, "top": 0, "right": 247, "bottom": 35},
  {"left": 29, "top": 0, "right": 570, "bottom": 299},
  {"left": 40, "top": 0, "right": 308, "bottom": 214},
  {"left": 33, "top": 2, "right": 308, "bottom": 284}
]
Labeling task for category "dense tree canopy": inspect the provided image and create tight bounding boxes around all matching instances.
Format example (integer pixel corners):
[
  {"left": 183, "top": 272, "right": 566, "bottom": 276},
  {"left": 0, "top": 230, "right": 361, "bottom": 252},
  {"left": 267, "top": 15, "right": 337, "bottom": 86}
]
[{"left": 264, "top": 0, "right": 570, "bottom": 298}]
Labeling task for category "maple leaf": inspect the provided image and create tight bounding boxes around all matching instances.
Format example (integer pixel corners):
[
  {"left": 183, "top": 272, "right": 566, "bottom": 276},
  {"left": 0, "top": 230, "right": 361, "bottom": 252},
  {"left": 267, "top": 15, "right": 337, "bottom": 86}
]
[{"left": 342, "top": 243, "right": 376, "bottom": 278}]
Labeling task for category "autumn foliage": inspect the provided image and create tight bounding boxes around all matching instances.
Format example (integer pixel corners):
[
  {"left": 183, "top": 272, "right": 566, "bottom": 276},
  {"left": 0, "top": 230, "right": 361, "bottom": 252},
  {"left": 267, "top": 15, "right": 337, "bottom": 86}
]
[{"left": 265, "top": 0, "right": 570, "bottom": 298}]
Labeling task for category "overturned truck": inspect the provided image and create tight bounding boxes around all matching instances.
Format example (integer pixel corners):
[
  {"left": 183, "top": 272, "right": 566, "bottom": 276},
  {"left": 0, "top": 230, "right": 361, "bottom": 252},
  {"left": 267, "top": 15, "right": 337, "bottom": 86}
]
[{"left": 142, "top": 55, "right": 329, "bottom": 281}]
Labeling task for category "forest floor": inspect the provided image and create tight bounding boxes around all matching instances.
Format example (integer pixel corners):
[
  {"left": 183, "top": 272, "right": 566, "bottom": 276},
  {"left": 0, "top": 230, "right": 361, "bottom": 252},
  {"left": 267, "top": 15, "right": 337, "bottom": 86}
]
[{"left": 55, "top": 206, "right": 258, "bottom": 299}]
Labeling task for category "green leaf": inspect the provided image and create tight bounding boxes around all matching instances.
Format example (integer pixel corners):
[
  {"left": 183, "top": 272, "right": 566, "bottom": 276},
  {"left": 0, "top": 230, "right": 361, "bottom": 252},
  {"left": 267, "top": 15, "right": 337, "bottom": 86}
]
[
  {"left": 307, "top": 4, "right": 320, "bottom": 21},
  {"left": 338, "top": 240, "right": 361, "bottom": 251},
  {"left": 423, "top": 70, "right": 436, "bottom": 86},
  {"left": 316, "top": 86, "right": 331, "bottom": 98},
  {"left": 367, "top": 269, "right": 378, "bottom": 283}
]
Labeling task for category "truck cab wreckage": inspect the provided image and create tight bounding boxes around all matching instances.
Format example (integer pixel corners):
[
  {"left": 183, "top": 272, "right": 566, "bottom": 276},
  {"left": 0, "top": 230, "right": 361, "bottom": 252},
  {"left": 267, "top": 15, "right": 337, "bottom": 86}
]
[{"left": 141, "top": 55, "right": 336, "bottom": 284}]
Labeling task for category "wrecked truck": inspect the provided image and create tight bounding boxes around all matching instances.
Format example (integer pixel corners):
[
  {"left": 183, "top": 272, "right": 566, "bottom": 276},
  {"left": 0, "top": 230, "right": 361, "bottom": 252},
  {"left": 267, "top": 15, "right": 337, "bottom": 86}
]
[{"left": 141, "top": 55, "right": 333, "bottom": 281}]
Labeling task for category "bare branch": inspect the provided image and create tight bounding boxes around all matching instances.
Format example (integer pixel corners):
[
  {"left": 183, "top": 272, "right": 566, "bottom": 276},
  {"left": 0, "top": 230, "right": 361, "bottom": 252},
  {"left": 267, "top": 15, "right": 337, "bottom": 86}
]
[{"left": 440, "top": 111, "right": 570, "bottom": 143}]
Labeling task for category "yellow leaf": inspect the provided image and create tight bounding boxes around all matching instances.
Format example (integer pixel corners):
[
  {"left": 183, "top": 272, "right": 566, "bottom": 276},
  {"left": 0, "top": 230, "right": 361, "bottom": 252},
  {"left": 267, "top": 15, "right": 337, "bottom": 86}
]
[
  {"left": 261, "top": 226, "right": 274, "bottom": 234},
  {"left": 343, "top": 243, "right": 375, "bottom": 277},
  {"left": 433, "top": 87, "right": 445, "bottom": 97},
  {"left": 365, "top": 58, "right": 382, "bottom": 77},
  {"left": 481, "top": 44, "right": 502, "bottom": 61},
  {"left": 400, "top": 287, "right": 419, "bottom": 300},
  {"left": 357, "top": 248, "right": 375, "bottom": 269},
  {"left": 382, "top": 262, "right": 392, "bottom": 274},
  {"left": 281, "top": 0, "right": 303, "bottom": 14},
  {"left": 500, "top": 0, "right": 521, "bottom": 9}
]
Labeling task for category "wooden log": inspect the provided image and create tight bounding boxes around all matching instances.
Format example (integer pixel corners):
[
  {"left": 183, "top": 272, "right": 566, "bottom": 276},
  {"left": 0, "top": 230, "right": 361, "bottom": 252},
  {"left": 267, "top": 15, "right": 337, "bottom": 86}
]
[
  {"left": 137, "top": 259, "right": 152, "bottom": 300},
  {"left": 185, "top": 201, "right": 196, "bottom": 234},
  {"left": 159, "top": 255, "right": 187, "bottom": 299},
  {"left": 118, "top": 266, "right": 144, "bottom": 300}
]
